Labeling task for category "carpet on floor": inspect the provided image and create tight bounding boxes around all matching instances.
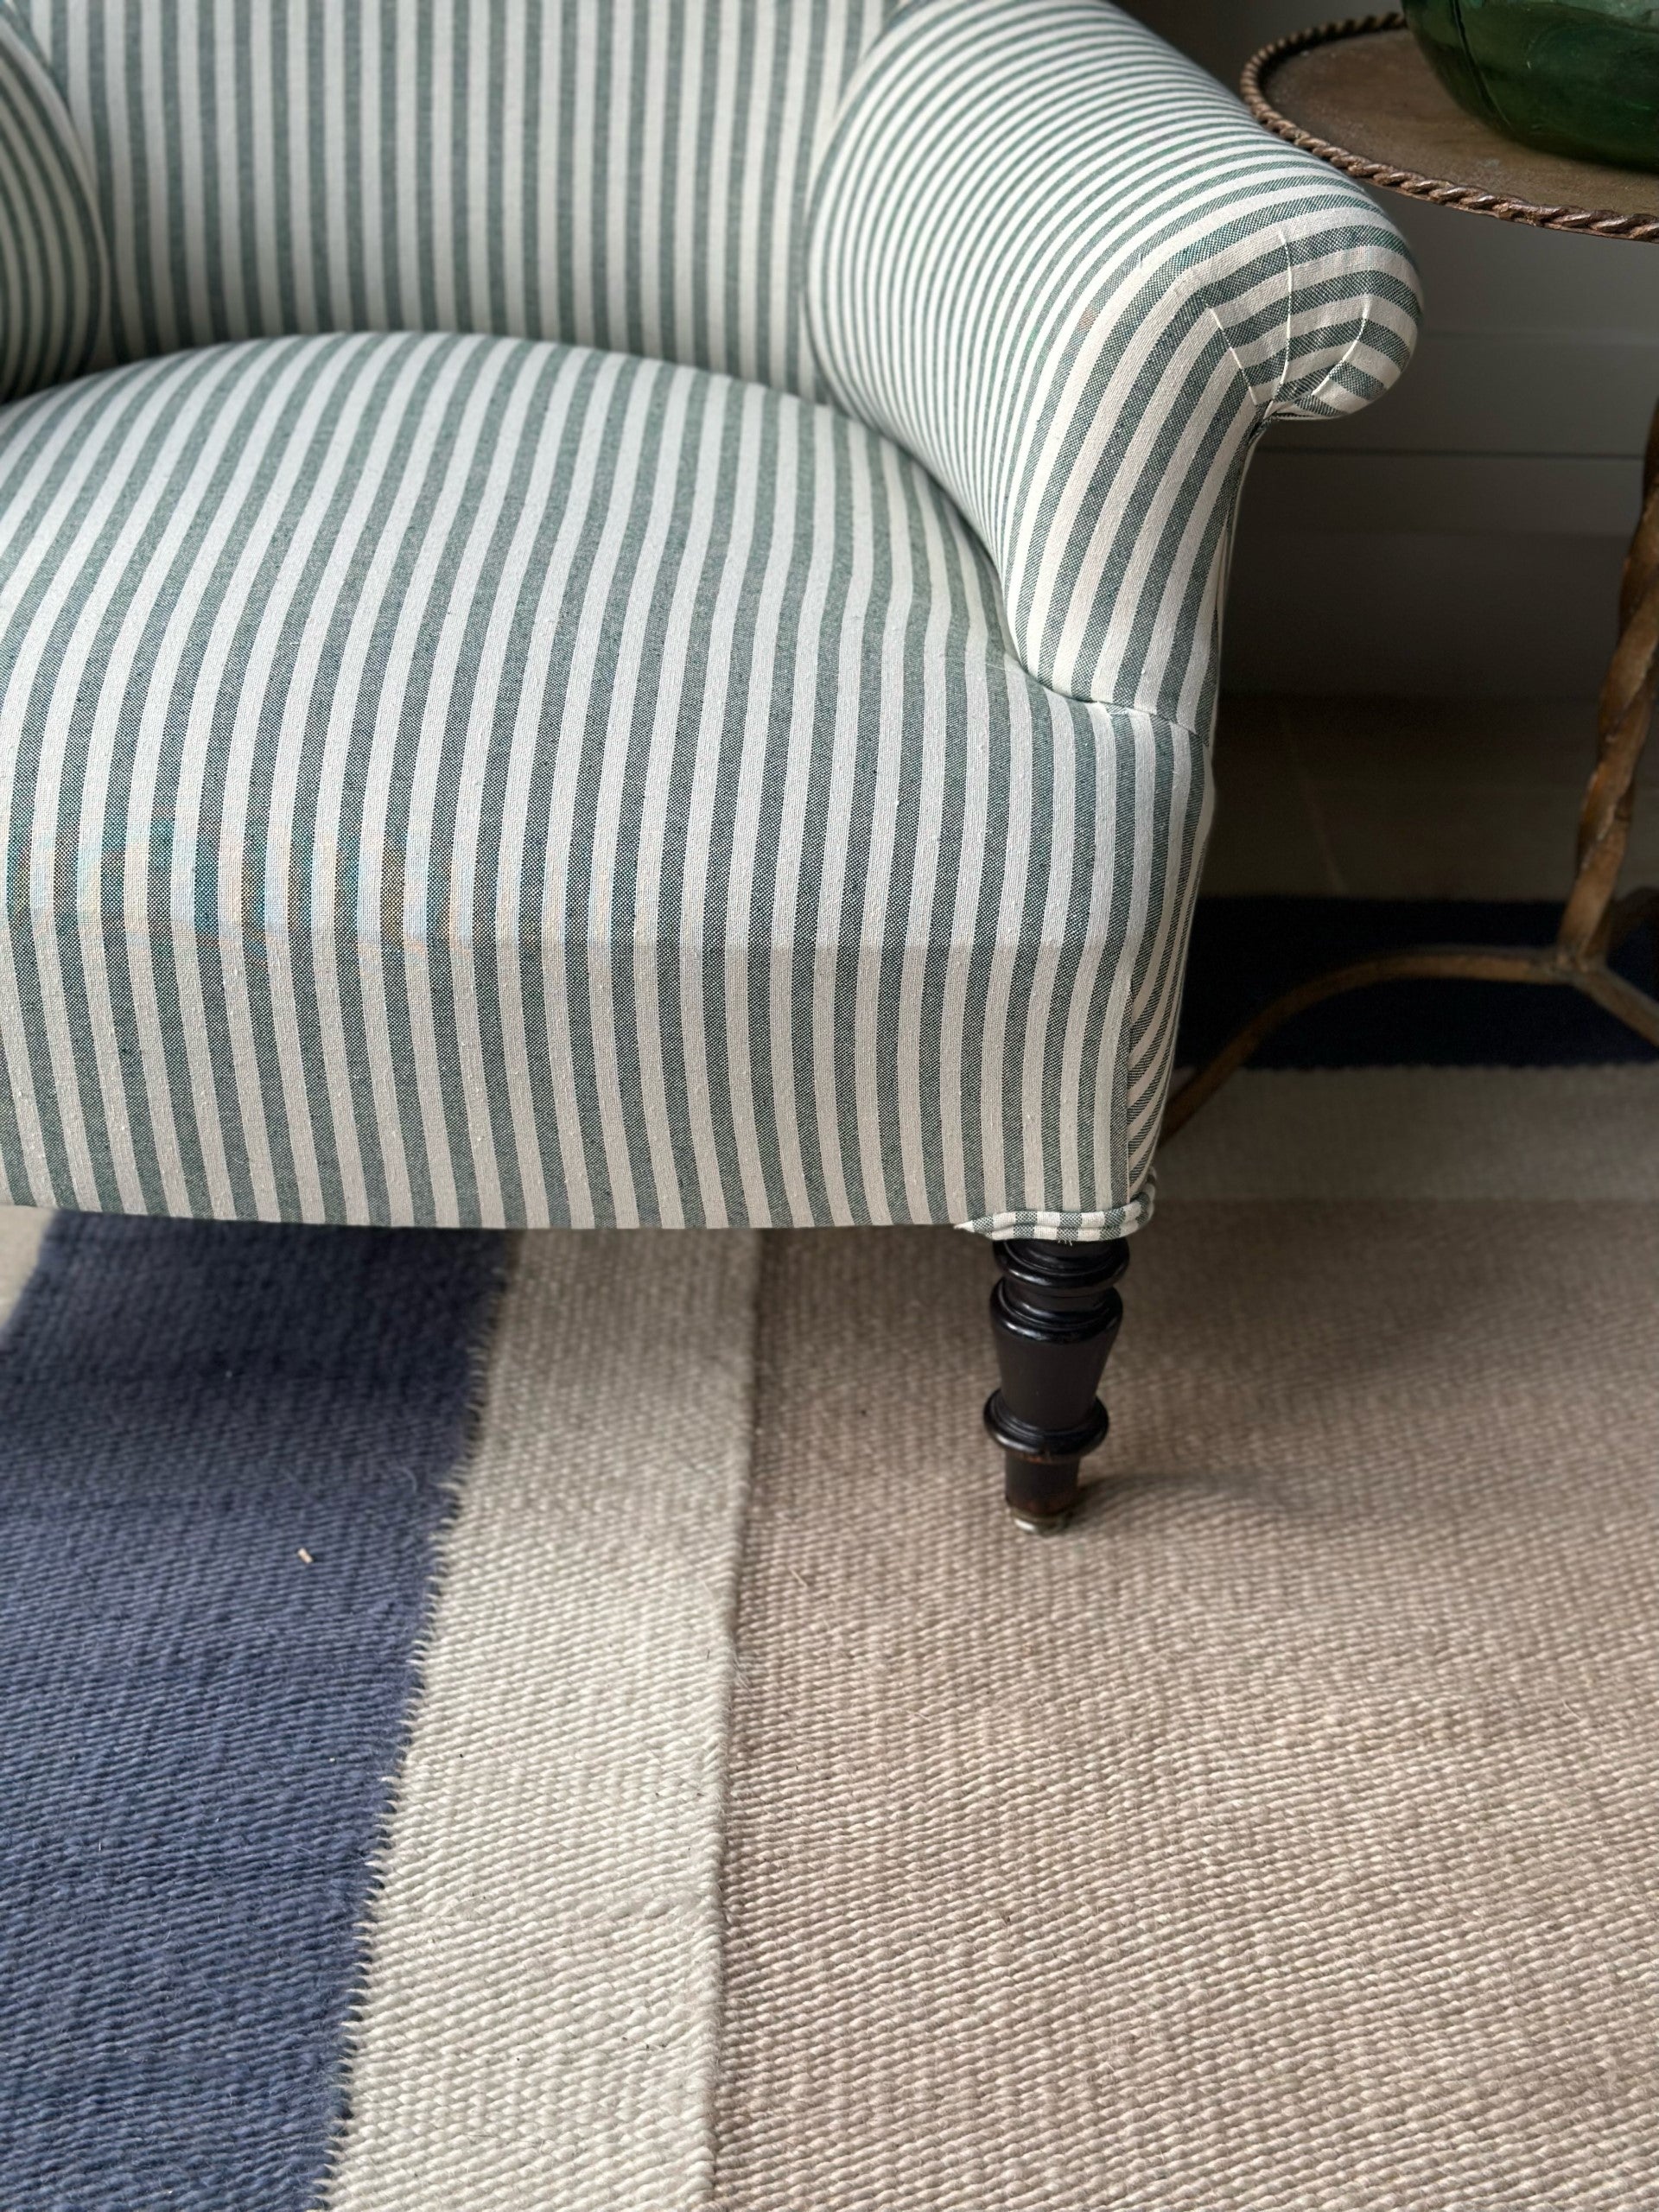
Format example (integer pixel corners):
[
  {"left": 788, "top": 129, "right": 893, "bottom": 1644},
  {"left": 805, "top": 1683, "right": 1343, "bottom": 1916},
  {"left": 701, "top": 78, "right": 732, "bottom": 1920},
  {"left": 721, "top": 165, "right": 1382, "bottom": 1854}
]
[
  {"left": 0, "top": 899, "right": 1654, "bottom": 2211},
  {"left": 1179, "top": 897, "right": 1659, "bottom": 1067}
]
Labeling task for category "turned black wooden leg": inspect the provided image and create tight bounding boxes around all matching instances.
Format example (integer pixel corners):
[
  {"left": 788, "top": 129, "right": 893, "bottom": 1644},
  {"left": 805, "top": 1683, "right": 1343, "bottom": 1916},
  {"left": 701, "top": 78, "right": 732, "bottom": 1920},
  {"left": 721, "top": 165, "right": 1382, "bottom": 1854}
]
[{"left": 983, "top": 1238, "right": 1128, "bottom": 1533}]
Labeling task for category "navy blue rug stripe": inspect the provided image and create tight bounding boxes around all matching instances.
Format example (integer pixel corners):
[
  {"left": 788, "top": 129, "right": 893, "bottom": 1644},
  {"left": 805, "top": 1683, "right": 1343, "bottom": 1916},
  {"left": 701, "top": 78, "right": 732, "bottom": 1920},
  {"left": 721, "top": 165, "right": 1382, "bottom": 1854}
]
[
  {"left": 1179, "top": 899, "right": 1659, "bottom": 1067},
  {"left": 0, "top": 1215, "right": 506, "bottom": 2212}
]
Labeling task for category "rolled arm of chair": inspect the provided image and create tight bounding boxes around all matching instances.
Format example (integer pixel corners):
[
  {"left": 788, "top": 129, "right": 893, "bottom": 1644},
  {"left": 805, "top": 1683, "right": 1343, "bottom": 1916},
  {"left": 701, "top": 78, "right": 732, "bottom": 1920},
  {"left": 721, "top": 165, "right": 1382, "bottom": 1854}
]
[
  {"left": 805, "top": 0, "right": 1421, "bottom": 720},
  {"left": 0, "top": 3, "right": 105, "bottom": 402}
]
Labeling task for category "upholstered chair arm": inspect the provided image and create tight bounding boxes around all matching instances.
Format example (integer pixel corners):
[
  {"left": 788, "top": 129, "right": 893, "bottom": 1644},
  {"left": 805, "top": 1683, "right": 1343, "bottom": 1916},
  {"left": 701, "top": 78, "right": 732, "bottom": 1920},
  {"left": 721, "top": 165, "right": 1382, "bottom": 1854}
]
[
  {"left": 0, "top": 5, "right": 105, "bottom": 401},
  {"left": 805, "top": 0, "right": 1421, "bottom": 720}
]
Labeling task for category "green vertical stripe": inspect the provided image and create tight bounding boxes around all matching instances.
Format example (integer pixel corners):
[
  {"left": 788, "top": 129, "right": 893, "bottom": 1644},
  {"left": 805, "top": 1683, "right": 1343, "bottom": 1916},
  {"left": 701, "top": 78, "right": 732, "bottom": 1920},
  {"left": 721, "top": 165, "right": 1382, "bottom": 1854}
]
[{"left": 22, "top": 1, "right": 882, "bottom": 395}]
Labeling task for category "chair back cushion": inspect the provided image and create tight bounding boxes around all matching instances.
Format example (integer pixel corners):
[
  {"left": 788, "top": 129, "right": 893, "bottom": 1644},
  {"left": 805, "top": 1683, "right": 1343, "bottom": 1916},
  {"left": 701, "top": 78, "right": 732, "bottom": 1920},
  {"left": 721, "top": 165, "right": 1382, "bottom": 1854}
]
[
  {"left": 13, "top": 0, "right": 887, "bottom": 395},
  {"left": 0, "top": 3, "right": 104, "bottom": 399}
]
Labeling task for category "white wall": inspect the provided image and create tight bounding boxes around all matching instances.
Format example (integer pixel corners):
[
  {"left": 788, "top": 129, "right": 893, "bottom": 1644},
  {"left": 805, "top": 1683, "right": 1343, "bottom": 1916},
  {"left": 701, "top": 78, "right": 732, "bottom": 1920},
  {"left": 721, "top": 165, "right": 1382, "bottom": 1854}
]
[{"left": 1122, "top": 0, "right": 1659, "bottom": 695}]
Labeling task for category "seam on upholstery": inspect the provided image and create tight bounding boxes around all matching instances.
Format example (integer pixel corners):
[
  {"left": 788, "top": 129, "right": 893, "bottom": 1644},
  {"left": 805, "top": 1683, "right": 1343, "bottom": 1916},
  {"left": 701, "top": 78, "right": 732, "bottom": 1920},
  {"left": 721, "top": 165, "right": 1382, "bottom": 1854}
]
[
  {"left": 1263, "top": 211, "right": 1422, "bottom": 423},
  {"left": 798, "top": 5, "right": 895, "bottom": 407},
  {"left": 957, "top": 1182, "right": 1157, "bottom": 1241},
  {"left": 1267, "top": 212, "right": 1367, "bottom": 422},
  {"left": 1274, "top": 223, "right": 1297, "bottom": 414}
]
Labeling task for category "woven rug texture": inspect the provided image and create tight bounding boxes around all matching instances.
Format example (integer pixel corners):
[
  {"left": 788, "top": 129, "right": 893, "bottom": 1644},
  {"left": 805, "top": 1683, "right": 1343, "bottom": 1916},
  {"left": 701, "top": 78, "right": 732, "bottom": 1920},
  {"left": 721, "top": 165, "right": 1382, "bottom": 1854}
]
[
  {"left": 715, "top": 1206, "right": 1659, "bottom": 2209},
  {"left": 0, "top": 1062, "right": 1654, "bottom": 2210}
]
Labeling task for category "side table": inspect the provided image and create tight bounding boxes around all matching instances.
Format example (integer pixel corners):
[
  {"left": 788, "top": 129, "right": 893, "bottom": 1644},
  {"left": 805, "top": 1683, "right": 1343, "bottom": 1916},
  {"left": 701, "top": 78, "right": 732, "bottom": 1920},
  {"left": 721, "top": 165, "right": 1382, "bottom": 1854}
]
[{"left": 1163, "top": 13, "right": 1659, "bottom": 1138}]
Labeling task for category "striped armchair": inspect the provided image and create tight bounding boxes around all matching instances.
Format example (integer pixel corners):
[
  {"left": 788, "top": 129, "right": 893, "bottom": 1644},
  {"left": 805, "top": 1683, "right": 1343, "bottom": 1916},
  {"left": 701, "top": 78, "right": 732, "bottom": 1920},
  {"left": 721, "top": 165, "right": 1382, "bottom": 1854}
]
[{"left": 0, "top": 0, "right": 1417, "bottom": 1523}]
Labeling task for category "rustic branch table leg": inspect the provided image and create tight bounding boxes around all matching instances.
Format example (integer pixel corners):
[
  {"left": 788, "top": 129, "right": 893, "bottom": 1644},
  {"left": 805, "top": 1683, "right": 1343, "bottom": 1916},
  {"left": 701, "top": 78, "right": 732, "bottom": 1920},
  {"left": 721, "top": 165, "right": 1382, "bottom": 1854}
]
[
  {"left": 1558, "top": 397, "right": 1659, "bottom": 963},
  {"left": 1163, "top": 395, "right": 1659, "bottom": 1144}
]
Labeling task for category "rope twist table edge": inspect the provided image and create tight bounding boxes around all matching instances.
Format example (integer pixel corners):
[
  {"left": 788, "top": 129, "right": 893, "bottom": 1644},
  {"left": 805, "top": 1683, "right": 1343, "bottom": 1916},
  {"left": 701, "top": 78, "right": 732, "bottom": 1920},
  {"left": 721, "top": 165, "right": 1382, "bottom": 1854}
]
[{"left": 1241, "top": 15, "right": 1659, "bottom": 241}]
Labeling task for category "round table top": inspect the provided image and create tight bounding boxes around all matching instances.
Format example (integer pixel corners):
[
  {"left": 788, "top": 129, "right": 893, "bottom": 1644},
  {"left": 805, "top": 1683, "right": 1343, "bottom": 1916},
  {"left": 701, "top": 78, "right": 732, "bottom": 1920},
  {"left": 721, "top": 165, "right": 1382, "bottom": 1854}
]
[{"left": 1243, "top": 15, "right": 1659, "bottom": 242}]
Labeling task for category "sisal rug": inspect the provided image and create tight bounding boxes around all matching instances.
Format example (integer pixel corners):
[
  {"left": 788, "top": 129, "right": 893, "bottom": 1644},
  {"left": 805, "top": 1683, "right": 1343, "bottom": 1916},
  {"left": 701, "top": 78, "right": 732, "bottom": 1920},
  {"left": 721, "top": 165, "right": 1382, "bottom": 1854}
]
[
  {"left": 715, "top": 1203, "right": 1658, "bottom": 2209},
  {"left": 1, "top": 1068, "right": 1656, "bottom": 2209}
]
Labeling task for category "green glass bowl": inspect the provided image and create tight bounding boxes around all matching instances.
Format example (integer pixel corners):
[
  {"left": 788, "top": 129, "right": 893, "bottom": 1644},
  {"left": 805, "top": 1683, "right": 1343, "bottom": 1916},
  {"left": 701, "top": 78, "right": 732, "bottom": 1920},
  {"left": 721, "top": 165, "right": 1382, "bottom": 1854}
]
[{"left": 1404, "top": 0, "right": 1659, "bottom": 169}]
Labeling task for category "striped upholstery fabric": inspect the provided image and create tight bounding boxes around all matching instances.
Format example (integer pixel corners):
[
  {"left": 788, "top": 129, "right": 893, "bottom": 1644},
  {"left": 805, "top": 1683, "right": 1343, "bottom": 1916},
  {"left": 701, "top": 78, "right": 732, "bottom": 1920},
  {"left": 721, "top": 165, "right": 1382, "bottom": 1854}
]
[
  {"left": 16, "top": 0, "right": 886, "bottom": 397},
  {"left": 0, "top": 332, "right": 1205, "bottom": 1234},
  {"left": 0, "top": 3, "right": 1419, "bottom": 1236},
  {"left": 0, "top": 4, "right": 103, "bottom": 401},
  {"left": 810, "top": 0, "right": 1421, "bottom": 715}
]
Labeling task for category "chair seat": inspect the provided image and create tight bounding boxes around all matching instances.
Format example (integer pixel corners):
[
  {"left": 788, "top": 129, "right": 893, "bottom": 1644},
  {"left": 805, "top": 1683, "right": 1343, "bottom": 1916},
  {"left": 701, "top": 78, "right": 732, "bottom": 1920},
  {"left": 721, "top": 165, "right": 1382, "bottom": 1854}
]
[{"left": 0, "top": 329, "right": 1204, "bottom": 1234}]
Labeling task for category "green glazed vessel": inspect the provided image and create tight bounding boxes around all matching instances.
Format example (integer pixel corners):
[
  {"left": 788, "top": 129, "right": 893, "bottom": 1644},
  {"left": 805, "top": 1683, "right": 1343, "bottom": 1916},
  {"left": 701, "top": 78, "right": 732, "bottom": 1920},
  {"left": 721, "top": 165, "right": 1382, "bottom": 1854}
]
[{"left": 1404, "top": 0, "right": 1659, "bottom": 169}]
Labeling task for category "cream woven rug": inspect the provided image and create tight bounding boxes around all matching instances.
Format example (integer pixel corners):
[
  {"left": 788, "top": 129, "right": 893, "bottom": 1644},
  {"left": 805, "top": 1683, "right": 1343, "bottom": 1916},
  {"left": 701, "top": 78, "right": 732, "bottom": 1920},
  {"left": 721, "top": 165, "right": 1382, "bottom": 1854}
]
[
  {"left": 719, "top": 1200, "right": 1657, "bottom": 2209},
  {"left": 3, "top": 1067, "right": 1655, "bottom": 2209}
]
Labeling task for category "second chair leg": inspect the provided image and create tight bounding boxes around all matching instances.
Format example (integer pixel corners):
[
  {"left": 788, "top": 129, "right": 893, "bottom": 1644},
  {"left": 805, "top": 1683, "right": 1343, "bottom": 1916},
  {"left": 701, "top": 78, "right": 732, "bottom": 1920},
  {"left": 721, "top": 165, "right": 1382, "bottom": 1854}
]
[{"left": 983, "top": 1237, "right": 1129, "bottom": 1533}]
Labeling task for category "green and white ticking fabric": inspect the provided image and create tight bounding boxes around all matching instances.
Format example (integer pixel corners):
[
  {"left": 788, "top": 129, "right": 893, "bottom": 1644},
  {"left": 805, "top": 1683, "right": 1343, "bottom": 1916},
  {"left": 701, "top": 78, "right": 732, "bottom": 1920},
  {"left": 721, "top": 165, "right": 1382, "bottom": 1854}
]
[
  {"left": 16, "top": 0, "right": 889, "bottom": 397},
  {"left": 0, "top": 331, "right": 1206, "bottom": 1233},
  {"left": 0, "top": 0, "right": 1419, "bottom": 1236},
  {"left": 809, "top": 0, "right": 1421, "bottom": 711},
  {"left": 0, "top": 6, "right": 102, "bottom": 403}
]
